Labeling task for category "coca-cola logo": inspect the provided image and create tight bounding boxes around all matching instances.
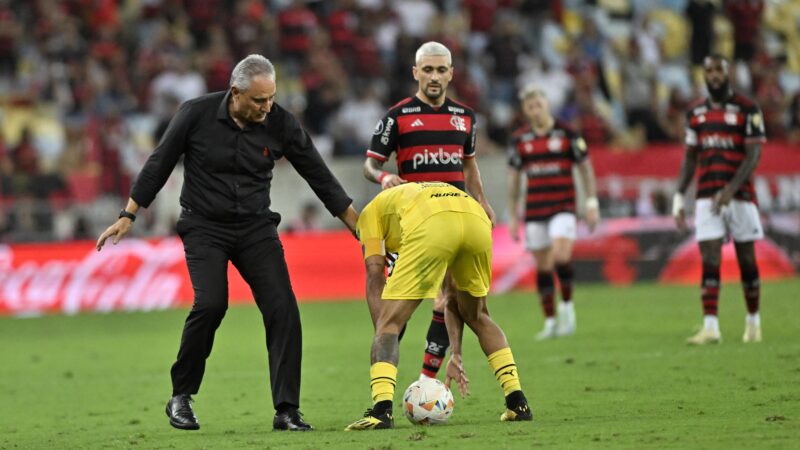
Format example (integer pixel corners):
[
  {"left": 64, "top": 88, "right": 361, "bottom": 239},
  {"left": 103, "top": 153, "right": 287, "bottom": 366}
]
[{"left": 0, "top": 239, "right": 186, "bottom": 316}]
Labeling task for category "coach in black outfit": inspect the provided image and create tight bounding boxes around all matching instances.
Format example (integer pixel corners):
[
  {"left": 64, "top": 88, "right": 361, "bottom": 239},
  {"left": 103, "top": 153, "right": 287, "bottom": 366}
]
[{"left": 96, "top": 54, "right": 358, "bottom": 431}]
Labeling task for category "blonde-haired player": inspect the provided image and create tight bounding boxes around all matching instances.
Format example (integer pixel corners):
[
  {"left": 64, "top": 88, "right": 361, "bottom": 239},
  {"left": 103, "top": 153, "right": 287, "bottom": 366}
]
[{"left": 508, "top": 86, "right": 599, "bottom": 340}]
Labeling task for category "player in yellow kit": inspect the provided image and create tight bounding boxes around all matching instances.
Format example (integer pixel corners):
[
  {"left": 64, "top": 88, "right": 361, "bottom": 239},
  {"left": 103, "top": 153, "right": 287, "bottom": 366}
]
[{"left": 345, "top": 182, "right": 532, "bottom": 430}]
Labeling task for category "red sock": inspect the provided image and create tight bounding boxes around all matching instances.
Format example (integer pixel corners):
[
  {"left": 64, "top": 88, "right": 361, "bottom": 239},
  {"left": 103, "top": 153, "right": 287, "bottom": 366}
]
[
  {"left": 537, "top": 271, "right": 555, "bottom": 318},
  {"left": 555, "top": 263, "right": 573, "bottom": 302},
  {"left": 421, "top": 311, "right": 448, "bottom": 378},
  {"left": 740, "top": 266, "right": 760, "bottom": 314},
  {"left": 701, "top": 265, "right": 720, "bottom": 316}
]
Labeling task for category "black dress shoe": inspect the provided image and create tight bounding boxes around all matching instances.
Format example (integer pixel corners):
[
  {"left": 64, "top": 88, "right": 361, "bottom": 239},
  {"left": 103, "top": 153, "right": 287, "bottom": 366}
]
[
  {"left": 165, "top": 394, "right": 200, "bottom": 430},
  {"left": 273, "top": 409, "right": 313, "bottom": 431}
]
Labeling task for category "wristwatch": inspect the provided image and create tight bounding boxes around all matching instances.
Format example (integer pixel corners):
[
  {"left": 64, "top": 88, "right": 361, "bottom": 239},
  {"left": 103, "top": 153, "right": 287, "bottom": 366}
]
[{"left": 118, "top": 210, "right": 137, "bottom": 222}]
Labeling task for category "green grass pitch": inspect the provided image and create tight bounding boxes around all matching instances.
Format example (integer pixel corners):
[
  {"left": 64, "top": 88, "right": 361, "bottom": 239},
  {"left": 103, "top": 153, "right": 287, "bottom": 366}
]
[{"left": 1, "top": 280, "right": 798, "bottom": 449}]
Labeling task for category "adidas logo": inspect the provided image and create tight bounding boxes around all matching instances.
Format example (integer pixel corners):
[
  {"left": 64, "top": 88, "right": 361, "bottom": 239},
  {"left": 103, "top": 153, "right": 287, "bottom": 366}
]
[{"left": 411, "top": 118, "right": 424, "bottom": 127}]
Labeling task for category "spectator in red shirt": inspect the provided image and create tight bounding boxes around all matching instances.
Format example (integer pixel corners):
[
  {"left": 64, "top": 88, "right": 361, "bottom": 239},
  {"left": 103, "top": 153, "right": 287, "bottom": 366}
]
[
  {"left": 184, "top": 0, "right": 221, "bottom": 48},
  {"left": 227, "top": 0, "right": 275, "bottom": 60},
  {"left": 569, "top": 87, "right": 612, "bottom": 147},
  {"left": 754, "top": 65, "right": 785, "bottom": 140},
  {"left": 326, "top": 0, "right": 359, "bottom": 60},
  {"left": 725, "top": 0, "right": 764, "bottom": 63},
  {"left": 278, "top": 0, "right": 320, "bottom": 65}
]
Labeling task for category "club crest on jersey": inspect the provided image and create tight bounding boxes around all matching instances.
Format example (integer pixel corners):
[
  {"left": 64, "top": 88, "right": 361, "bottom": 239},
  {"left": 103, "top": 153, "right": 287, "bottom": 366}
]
[
  {"left": 450, "top": 115, "right": 466, "bottom": 131},
  {"left": 724, "top": 112, "right": 738, "bottom": 125},
  {"left": 575, "top": 137, "right": 588, "bottom": 152},
  {"left": 751, "top": 112, "right": 762, "bottom": 128},
  {"left": 524, "top": 142, "right": 534, "bottom": 153},
  {"left": 547, "top": 137, "right": 562, "bottom": 152},
  {"left": 698, "top": 115, "right": 706, "bottom": 124}
]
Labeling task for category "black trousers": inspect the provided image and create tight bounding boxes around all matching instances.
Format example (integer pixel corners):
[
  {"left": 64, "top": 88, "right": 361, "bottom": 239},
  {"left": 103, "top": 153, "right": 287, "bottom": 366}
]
[{"left": 171, "top": 212, "right": 302, "bottom": 411}]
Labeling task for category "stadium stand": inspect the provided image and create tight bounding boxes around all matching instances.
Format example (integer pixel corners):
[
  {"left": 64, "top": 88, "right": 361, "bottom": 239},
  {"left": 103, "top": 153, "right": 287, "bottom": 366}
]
[{"left": 0, "top": 0, "right": 798, "bottom": 242}]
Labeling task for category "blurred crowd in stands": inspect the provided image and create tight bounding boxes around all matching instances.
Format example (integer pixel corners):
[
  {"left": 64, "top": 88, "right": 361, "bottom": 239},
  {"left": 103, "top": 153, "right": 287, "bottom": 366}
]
[{"left": 1, "top": 0, "right": 799, "bottom": 242}]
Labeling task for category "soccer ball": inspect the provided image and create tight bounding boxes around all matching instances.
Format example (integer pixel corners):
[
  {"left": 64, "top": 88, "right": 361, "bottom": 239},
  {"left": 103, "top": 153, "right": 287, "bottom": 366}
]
[{"left": 402, "top": 377, "right": 454, "bottom": 425}]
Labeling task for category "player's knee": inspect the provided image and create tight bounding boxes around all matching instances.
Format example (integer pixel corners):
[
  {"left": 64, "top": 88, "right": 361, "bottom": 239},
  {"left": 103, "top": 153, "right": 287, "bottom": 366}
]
[
  {"left": 735, "top": 245, "right": 757, "bottom": 268},
  {"left": 432, "top": 295, "right": 448, "bottom": 311},
  {"left": 376, "top": 319, "right": 404, "bottom": 336},
  {"left": 553, "top": 249, "right": 571, "bottom": 265},
  {"left": 192, "top": 295, "right": 228, "bottom": 318},
  {"left": 376, "top": 310, "right": 406, "bottom": 335},
  {"left": 699, "top": 248, "right": 721, "bottom": 267},
  {"left": 459, "top": 304, "right": 483, "bottom": 328},
  {"left": 739, "top": 255, "right": 756, "bottom": 269},
  {"left": 738, "top": 258, "right": 758, "bottom": 276},
  {"left": 703, "top": 255, "right": 721, "bottom": 268},
  {"left": 459, "top": 307, "right": 479, "bottom": 326},
  {"left": 469, "top": 311, "right": 497, "bottom": 334}
]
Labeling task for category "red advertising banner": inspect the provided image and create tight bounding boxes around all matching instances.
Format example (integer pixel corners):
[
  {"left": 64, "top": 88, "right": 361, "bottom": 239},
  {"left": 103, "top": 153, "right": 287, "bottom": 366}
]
[
  {"left": 589, "top": 142, "right": 800, "bottom": 177},
  {"left": 1, "top": 222, "right": 795, "bottom": 316},
  {"left": 0, "top": 231, "right": 367, "bottom": 316},
  {"left": 2, "top": 143, "right": 798, "bottom": 316}
]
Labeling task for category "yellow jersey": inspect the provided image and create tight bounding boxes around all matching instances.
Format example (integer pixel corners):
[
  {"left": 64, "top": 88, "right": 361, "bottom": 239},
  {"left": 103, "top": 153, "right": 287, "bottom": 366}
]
[{"left": 356, "top": 182, "right": 489, "bottom": 259}]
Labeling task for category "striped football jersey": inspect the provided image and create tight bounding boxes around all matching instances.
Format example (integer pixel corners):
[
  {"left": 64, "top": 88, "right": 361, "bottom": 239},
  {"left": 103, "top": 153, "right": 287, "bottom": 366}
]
[
  {"left": 366, "top": 96, "right": 477, "bottom": 191},
  {"left": 684, "top": 93, "right": 766, "bottom": 202},
  {"left": 508, "top": 121, "right": 588, "bottom": 222}
]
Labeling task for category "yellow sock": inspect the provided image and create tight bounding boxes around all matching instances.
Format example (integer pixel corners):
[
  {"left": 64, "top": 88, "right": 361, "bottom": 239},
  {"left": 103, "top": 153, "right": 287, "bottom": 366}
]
[
  {"left": 487, "top": 347, "right": 522, "bottom": 396},
  {"left": 370, "top": 362, "right": 397, "bottom": 403}
]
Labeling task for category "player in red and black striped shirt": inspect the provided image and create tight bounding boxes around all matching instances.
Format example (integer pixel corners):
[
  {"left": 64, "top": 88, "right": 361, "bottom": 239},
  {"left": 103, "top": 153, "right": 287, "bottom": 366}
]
[
  {"left": 508, "top": 86, "right": 599, "bottom": 340},
  {"left": 362, "top": 42, "right": 496, "bottom": 384},
  {"left": 673, "top": 54, "right": 766, "bottom": 345}
]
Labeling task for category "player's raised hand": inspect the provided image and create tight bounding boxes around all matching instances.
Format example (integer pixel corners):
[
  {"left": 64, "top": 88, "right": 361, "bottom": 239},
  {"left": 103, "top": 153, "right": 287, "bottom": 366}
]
[
  {"left": 445, "top": 354, "right": 470, "bottom": 399},
  {"left": 96, "top": 218, "right": 133, "bottom": 251}
]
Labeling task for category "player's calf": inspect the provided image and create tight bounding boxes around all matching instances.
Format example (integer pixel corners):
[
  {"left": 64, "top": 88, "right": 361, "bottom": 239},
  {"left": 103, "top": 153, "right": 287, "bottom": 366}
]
[{"left": 420, "top": 311, "right": 449, "bottom": 379}]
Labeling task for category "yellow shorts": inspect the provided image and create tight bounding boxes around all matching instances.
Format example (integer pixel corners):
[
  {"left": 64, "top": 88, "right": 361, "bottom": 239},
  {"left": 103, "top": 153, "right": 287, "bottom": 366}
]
[{"left": 382, "top": 211, "right": 492, "bottom": 300}]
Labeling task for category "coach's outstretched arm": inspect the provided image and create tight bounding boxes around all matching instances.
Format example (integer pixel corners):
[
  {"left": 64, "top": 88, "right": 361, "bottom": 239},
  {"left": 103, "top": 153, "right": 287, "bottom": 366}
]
[
  {"left": 337, "top": 204, "right": 359, "bottom": 236},
  {"left": 96, "top": 198, "right": 140, "bottom": 251}
]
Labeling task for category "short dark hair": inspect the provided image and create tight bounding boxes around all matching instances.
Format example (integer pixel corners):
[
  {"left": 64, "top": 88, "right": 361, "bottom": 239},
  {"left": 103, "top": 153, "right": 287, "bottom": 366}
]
[{"left": 703, "top": 53, "right": 729, "bottom": 68}]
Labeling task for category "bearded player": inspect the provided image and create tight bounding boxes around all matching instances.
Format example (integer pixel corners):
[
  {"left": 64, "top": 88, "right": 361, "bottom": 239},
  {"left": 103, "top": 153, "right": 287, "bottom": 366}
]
[{"left": 673, "top": 54, "right": 766, "bottom": 344}]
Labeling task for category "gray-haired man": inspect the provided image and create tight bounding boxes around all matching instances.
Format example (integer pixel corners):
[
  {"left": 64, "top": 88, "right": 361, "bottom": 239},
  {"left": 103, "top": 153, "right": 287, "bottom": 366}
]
[{"left": 97, "top": 54, "right": 359, "bottom": 431}]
